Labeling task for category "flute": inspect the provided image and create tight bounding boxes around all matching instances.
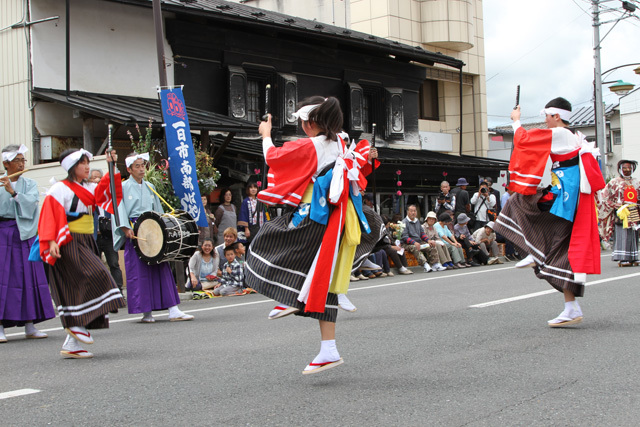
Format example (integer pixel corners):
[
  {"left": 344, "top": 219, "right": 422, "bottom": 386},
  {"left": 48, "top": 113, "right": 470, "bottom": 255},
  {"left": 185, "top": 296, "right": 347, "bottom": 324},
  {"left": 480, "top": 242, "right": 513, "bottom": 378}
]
[{"left": 5, "top": 169, "right": 30, "bottom": 179}]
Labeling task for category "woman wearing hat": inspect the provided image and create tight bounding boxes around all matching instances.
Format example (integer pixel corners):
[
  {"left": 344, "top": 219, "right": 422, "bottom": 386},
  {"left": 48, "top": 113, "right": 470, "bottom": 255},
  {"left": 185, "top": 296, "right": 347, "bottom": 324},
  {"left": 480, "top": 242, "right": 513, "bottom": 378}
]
[{"left": 597, "top": 159, "right": 640, "bottom": 265}]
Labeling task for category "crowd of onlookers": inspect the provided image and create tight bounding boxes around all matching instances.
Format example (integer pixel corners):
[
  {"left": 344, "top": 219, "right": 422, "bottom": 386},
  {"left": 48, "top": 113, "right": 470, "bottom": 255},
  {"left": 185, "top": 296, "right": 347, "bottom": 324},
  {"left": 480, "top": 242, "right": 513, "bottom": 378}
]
[{"left": 176, "top": 177, "right": 522, "bottom": 294}]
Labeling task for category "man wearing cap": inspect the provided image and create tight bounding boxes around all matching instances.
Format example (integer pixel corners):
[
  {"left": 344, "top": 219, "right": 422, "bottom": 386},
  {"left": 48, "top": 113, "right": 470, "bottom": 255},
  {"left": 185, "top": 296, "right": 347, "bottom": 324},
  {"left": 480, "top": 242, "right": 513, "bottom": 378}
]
[
  {"left": 454, "top": 213, "right": 489, "bottom": 266},
  {"left": 472, "top": 221, "right": 502, "bottom": 265},
  {"left": 0, "top": 145, "right": 55, "bottom": 343},
  {"left": 597, "top": 159, "right": 640, "bottom": 265},
  {"left": 494, "top": 97, "right": 605, "bottom": 327},
  {"left": 450, "top": 178, "right": 470, "bottom": 224}
]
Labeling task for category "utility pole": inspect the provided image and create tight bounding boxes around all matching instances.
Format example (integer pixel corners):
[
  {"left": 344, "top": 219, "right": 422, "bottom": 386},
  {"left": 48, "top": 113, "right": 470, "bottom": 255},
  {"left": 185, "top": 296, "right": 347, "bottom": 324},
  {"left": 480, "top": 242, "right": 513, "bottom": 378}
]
[
  {"left": 592, "top": 0, "right": 606, "bottom": 167},
  {"left": 152, "top": 0, "right": 168, "bottom": 88}
]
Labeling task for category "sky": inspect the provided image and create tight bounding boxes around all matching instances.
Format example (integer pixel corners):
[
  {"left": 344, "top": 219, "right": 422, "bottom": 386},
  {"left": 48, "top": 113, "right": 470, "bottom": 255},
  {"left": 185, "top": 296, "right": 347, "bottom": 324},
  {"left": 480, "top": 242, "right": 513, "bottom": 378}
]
[{"left": 483, "top": 0, "right": 640, "bottom": 128}]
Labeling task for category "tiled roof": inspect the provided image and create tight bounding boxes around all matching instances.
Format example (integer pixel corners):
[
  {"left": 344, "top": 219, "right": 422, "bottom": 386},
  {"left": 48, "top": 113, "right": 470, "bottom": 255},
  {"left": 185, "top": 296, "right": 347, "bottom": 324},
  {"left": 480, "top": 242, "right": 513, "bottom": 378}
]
[
  {"left": 103, "top": 0, "right": 464, "bottom": 69},
  {"left": 32, "top": 88, "right": 258, "bottom": 132}
]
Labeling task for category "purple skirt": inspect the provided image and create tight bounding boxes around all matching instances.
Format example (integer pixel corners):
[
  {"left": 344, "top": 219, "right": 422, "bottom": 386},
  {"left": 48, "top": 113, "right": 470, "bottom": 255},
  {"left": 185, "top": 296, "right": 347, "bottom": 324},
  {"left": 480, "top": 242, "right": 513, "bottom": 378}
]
[
  {"left": 0, "top": 220, "right": 55, "bottom": 327},
  {"left": 124, "top": 239, "right": 180, "bottom": 314}
]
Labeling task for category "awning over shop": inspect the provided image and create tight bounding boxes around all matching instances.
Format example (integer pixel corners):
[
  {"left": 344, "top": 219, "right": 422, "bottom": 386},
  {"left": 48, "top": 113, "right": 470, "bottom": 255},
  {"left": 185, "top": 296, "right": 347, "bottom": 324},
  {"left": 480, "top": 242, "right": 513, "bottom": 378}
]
[{"left": 31, "top": 88, "right": 259, "bottom": 133}]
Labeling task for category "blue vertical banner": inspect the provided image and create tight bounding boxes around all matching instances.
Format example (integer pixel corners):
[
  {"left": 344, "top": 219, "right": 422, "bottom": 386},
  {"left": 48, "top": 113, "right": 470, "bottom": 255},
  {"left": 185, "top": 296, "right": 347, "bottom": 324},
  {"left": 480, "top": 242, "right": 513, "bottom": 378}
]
[{"left": 159, "top": 87, "right": 208, "bottom": 227}]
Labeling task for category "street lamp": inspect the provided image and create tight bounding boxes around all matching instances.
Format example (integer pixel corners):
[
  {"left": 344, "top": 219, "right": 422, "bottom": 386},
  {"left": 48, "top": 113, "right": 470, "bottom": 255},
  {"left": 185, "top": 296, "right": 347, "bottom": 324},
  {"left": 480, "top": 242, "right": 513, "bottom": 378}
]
[{"left": 608, "top": 80, "right": 635, "bottom": 96}]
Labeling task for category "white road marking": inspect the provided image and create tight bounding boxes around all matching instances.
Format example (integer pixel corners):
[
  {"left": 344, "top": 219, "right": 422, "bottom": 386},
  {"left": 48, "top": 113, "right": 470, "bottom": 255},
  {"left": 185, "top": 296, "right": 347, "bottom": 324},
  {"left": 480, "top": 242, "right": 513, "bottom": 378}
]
[
  {"left": 0, "top": 389, "right": 41, "bottom": 400},
  {"left": 4, "top": 253, "right": 625, "bottom": 336},
  {"left": 469, "top": 271, "right": 640, "bottom": 308}
]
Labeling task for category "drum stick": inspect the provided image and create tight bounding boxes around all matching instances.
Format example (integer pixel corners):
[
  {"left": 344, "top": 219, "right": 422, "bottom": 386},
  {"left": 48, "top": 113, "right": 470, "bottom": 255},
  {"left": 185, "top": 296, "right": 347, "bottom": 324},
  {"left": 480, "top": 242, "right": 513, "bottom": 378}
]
[
  {"left": 371, "top": 123, "right": 378, "bottom": 214},
  {"left": 131, "top": 235, "right": 147, "bottom": 241},
  {"left": 107, "top": 124, "right": 121, "bottom": 228},
  {"left": 5, "top": 169, "right": 29, "bottom": 179}
]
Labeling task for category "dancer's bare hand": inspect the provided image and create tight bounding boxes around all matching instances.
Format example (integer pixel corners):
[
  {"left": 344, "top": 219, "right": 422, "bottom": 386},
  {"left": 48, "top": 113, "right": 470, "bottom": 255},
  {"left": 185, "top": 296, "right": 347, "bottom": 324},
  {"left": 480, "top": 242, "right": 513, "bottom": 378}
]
[
  {"left": 259, "top": 114, "right": 272, "bottom": 138},
  {"left": 49, "top": 241, "right": 61, "bottom": 259},
  {"left": 511, "top": 105, "right": 521, "bottom": 122}
]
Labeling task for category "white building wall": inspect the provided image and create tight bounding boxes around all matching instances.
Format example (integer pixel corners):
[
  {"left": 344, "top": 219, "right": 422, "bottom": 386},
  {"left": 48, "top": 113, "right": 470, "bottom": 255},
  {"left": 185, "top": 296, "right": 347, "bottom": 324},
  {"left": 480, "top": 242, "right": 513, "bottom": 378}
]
[
  {"left": 620, "top": 89, "right": 640, "bottom": 164},
  {"left": 227, "top": 0, "right": 350, "bottom": 27},
  {"left": 30, "top": 0, "right": 174, "bottom": 99},
  {"left": 0, "top": 0, "right": 33, "bottom": 164}
]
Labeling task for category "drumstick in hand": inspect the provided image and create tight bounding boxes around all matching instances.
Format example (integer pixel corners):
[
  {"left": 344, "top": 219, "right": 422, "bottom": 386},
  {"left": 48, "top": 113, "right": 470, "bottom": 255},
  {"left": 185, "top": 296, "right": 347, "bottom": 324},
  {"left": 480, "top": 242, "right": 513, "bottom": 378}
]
[{"left": 131, "top": 236, "right": 147, "bottom": 241}]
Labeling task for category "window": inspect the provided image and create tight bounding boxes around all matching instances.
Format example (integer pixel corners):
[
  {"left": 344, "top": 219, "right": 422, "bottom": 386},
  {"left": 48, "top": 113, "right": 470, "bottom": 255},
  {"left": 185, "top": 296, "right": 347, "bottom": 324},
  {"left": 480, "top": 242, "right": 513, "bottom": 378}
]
[
  {"left": 419, "top": 79, "right": 439, "bottom": 121},
  {"left": 613, "top": 130, "right": 622, "bottom": 146}
]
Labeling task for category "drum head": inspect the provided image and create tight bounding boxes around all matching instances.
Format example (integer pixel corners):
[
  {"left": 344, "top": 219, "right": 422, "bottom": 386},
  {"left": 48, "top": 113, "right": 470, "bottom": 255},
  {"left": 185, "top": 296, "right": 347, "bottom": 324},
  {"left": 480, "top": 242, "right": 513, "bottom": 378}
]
[
  {"left": 133, "top": 211, "right": 167, "bottom": 264},
  {"left": 136, "top": 218, "right": 164, "bottom": 258}
]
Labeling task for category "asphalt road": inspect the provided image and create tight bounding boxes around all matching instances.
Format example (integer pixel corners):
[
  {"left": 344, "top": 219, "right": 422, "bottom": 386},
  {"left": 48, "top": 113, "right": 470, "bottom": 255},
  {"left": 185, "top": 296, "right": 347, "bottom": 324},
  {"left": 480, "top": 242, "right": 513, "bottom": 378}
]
[{"left": 2, "top": 251, "right": 640, "bottom": 426}]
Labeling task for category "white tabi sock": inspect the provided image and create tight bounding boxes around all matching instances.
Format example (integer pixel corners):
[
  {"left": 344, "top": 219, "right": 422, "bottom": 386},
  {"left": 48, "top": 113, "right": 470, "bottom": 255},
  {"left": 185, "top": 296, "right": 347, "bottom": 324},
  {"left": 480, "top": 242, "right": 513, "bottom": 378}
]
[
  {"left": 168, "top": 306, "right": 183, "bottom": 317},
  {"left": 25, "top": 322, "right": 38, "bottom": 335},
  {"left": 311, "top": 339, "right": 341, "bottom": 364},
  {"left": 0, "top": 326, "right": 6, "bottom": 342}
]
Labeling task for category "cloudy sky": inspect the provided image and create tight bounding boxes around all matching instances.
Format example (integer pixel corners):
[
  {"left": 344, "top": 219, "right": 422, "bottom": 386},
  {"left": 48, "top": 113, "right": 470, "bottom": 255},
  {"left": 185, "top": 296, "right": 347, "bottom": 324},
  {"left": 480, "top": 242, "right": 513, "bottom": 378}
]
[{"left": 483, "top": 0, "right": 640, "bottom": 128}]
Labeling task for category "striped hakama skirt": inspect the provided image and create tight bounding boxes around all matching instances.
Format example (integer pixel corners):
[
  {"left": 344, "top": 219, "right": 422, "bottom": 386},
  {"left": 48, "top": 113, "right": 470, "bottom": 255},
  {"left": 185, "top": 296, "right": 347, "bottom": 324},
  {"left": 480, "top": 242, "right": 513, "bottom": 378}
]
[
  {"left": 494, "top": 191, "right": 585, "bottom": 297},
  {"left": 351, "top": 206, "right": 385, "bottom": 272},
  {"left": 245, "top": 211, "right": 339, "bottom": 321},
  {"left": 611, "top": 224, "right": 639, "bottom": 262},
  {"left": 48, "top": 232, "right": 125, "bottom": 328},
  {"left": 0, "top": 220, "right": 55, "bottom": 327}
]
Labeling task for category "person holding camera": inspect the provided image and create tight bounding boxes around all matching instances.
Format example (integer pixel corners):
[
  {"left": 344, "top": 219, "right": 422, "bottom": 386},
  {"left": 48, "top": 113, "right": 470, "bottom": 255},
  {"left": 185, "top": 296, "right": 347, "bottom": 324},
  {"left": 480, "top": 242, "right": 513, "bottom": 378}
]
[{"left": 470, "top": 181, "right": 496, "bottom": 231}]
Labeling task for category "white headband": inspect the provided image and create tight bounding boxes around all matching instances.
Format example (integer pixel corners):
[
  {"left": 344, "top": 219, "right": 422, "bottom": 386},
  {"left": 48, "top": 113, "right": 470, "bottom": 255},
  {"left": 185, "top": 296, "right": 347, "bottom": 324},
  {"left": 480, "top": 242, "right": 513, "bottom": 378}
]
[
  {"left": 541, "top": 107, "right": 572, "bottom": 121},
  {"left": 125, "top": 152, "right": 150, "bottom": 168},
  {"left": 61, "top": 149, "right": 93, "bottom": 171},
  {"left": 2, "top": 144, "right": 28, "bottom": 162},
  {"left": 292, "top": 103, "right": 322, "bottom": 121}
]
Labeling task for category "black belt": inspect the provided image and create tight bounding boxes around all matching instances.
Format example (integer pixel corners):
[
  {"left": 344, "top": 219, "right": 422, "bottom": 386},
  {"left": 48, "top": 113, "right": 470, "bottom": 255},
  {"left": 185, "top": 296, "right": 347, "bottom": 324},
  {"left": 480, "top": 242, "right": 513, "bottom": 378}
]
[
  {"left": 0, "top": 217, "right": 14, "bottom": 222},
  {"left": 552, "top": 156, "right": 579, "bottom": 169},
  {"left": 66, "top": 212, "right": 89, "bottom": 223}
]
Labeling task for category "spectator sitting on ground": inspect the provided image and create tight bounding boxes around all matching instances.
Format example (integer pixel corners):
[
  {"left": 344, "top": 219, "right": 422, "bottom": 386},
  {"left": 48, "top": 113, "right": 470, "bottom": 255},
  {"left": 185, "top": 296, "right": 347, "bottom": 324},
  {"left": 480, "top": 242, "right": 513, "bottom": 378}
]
[
  {"left": 234, "top": 241, "right": 246, "bottom": 265},
  {"left": 381, "top": 215, "right": 413, "bottom": 275},
  {"left": 472, "top": 221, "right": 502, "bottom": 264},
  {"left": 187, "top": 238, "right": 220, "bottom": 291},
  {"left": 213, "top": 245, "right": 244, "bottom": 296},
  {"left": 434, "top": 213, "right": 468, "bottom": 268},
  {"left": 422, "top": 211, "right": 454, "bottom": 270},
  {"left": 454, "top": 213, "right": 489, "bottom": 266},
  {"left": 216, "top": 227, "right": 238, "bottom": 261},
  {"left": 401, "top": 204, "right": 440, "bottom": 273}
]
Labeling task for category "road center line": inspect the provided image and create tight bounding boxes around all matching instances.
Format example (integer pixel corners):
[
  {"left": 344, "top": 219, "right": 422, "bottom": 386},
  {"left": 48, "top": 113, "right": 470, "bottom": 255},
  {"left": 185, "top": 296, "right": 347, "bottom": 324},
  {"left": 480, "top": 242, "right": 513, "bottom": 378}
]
[
  {"left": 4, "top": 253, "right": 622, "bottom": 337},
  {"left": 469, "top": 271, "right": 640, "bottom": 308},
  {"left": 0, "top": 389, "right": 41, "bottom": 400}
]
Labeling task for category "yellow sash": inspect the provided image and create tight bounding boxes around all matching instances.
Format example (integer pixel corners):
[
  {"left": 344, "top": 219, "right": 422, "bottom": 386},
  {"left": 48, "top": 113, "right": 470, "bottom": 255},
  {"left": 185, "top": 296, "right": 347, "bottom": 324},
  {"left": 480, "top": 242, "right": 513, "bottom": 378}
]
[
  {"left": 68, "top": 215, "right": 94, "bottom": 234},
  {"left": 301, "top": 184, "right": 361, "bottom": 295}
]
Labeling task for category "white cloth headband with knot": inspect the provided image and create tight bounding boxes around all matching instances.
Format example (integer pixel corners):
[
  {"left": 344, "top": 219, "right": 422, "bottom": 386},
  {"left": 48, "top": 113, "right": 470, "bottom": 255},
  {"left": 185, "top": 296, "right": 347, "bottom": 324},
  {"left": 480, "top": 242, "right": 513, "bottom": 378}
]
[
  {"left": 125, "top": 152, "right": 150, "bottom": 168},
  {"left": 541, "top": 107, "right": 571, "bottom": 122},
  {"left": 61, "top": 149, "right": 93, "bottom": 171},
  {"left": 292, "top": 103, "right": 322, "bottom": 121},
  {"left": 2, "top": 144, "right": 28, "bottom": 162}
]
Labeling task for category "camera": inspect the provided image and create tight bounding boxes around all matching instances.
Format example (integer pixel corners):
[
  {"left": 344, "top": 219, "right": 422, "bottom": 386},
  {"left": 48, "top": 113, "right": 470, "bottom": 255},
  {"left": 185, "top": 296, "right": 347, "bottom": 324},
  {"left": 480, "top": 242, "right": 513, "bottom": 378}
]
[{"left": 480, "top": 188, "right": 488, "bottom": 194}]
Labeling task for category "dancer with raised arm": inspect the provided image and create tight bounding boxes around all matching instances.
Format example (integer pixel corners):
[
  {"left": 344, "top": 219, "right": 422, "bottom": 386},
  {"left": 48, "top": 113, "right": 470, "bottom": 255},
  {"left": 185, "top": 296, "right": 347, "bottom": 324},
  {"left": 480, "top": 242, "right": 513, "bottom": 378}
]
[
  {"left": 494, "top": 98, "right": 605, "bottom": 327},
  {"left": 245, "top": 96, "right": 378, "bottom": 374}
]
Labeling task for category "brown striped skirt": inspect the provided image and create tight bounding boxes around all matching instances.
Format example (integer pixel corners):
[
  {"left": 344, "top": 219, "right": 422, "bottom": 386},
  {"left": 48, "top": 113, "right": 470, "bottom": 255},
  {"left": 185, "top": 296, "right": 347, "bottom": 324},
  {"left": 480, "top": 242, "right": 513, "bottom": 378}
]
[
  {"left": 245, "top": 211, "right": 339, "bottom": 321},
  {"left": 494, "top": 191, "right": 585, "bottom": 297},
  {"left": 48, "top": 232, "right": 125, "bottom": 328}
]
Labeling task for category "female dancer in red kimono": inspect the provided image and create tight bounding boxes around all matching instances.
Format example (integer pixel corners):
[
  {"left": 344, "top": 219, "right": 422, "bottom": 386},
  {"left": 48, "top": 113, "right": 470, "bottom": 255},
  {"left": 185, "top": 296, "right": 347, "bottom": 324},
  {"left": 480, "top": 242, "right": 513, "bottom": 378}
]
[
  {"left": 39, "top": 148, "right": 125, "bottom": 358},
  {"left": 245, "top": 96, "right": 378, "bottom": 374}
]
